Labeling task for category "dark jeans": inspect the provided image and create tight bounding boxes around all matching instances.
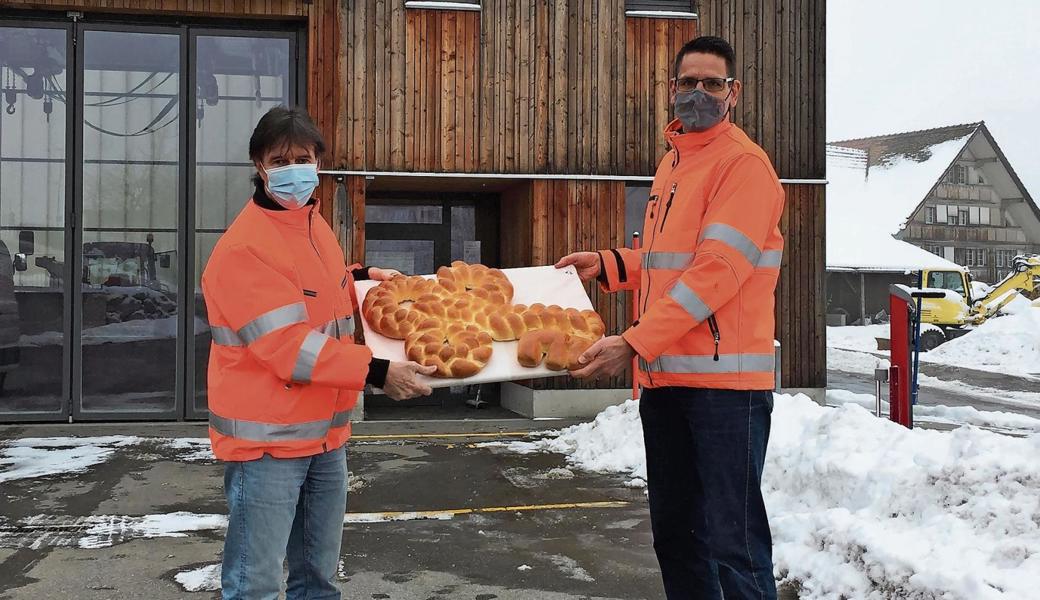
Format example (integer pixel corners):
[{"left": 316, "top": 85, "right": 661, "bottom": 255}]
[{"left": 639, "top": 387, "right": 776, "bottom": 600}]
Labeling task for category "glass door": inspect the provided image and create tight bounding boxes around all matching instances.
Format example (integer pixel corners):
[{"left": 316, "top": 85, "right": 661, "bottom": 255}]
[
  {"left": 74, "top": 26, "right": 183, "bottom": 419},
  {"left": 188, "top": 31, "right": 296, "bottom": 419},
  {"left": 0, "top": 17, "right": 301, "bottom": 422},
  {"left": 363, "top": 193, "right": 500, "bottom": 413},
  {"left": 0, "top": 23, "right": 72, "bottom": 421}
]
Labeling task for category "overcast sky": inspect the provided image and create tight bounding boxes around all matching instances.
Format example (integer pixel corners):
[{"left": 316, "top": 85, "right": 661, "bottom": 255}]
[{"left": 827, "top": 0, "right": 1040, "bottom": 199}]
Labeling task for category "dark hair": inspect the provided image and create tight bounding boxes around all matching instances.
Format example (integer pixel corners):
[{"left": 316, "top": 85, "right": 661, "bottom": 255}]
[
  {"left": 673, "top": 36, "right": 736, "bottom": 78},
  {"left": 248, "top": 106, "right": 326, "bottom": 163}
]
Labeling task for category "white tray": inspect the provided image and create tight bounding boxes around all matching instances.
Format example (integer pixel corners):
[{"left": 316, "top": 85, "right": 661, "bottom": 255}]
[{"left": 355, "top": 265, "right": 599, "bottom": 389}]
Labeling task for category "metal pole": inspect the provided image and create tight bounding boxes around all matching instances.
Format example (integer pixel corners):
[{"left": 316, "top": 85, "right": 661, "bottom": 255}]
[
  {"left": 631, "top": 231, "right": 641, "bottom": 402},
  {"left": 873, "top": 360, "right": 889, "bottom": 418},
  {"left": 860, "top": 272, "right": 867, "bottom": 324}
]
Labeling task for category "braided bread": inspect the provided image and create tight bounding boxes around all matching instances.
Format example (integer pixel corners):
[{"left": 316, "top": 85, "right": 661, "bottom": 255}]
[
  {"left": 361, "top": 275, "right": 451, "bottom": 339},
  {"left": 436, "top": 261, "right": 514, "bottom": 304},
  {"left": 361, "top": 262, "right": 605, "bottom": 378},
  {"left": 517, "top": 329, "right": 598, "bottom": 371},
  {"left": 404, "top": 322, "right": 494, "bottom": 379},
  {"left": 512, "top": 305, "right": 605, "bottom": 371}
]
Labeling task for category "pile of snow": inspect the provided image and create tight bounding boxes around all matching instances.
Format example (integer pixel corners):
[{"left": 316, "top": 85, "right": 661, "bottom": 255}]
[
  {"left": 0, "top": 436, "right": 140, "bottom": 483},
  {"left": 509, "top": 395, "right": 1040, "bottom": 599},
  {"left": 924, "top": 307, "right": 1040, "bottom": 376},
  {"left": 504, "top": 400, "right": 647, "bottom": 487},
  {"left": 175, "top": 564, "right": 221, "bottom": 592}
]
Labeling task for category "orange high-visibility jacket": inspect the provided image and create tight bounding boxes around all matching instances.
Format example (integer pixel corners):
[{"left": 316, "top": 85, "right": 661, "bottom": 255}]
[
  {"left": 202, "top": 199, "right": 372, "bottom": 461},
  {"left": 599, "top": 119, "right": 785, "bottom": 390}
]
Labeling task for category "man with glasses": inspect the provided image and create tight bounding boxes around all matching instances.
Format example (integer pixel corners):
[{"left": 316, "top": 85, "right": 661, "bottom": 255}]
[{"left": 556, "top": 36, "right": 784, "bottom": 599}]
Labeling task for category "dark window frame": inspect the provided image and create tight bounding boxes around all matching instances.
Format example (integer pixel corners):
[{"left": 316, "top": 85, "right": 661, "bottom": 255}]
[{"left": 625, "top": 1, "right": 698, "bottom": 16}]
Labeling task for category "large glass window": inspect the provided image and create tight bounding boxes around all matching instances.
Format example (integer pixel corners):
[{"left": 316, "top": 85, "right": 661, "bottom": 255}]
[
  {"left": 926, "top": 271, "right": 966, "bottom": 296},
  {"left": 0, "top": 25, "right": 68, "bottom": 417},
  {"left": 191, "top": 34, "right": 293, "bottom": 415},
  {"left": 0, "top": 20, "right": 299, "bottom": 422}
]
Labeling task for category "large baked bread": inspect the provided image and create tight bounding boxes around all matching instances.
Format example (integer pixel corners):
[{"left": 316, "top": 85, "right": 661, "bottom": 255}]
[{"left": 361, "top": 261, "right": 605, "bottom": 378}]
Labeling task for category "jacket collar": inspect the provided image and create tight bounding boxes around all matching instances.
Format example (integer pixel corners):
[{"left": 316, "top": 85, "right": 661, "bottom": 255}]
[
  {"left": 251, "top": 177, "right": 318, "bottom": 230},
  {"left": 664, "top": 118, "right": 734, "bottom": 156}
]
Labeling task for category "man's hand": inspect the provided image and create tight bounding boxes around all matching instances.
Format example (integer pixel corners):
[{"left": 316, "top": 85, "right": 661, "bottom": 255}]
[
  {"left": 555, "top": 252, "right": 600, "bottom": 282},
  {"left": 382, "top": 361, "right": 436, "bottom": 400},
  {"left": 569, "top": 335, "right": 636, "bottom": 380},
  {"left": 368, "top": 267, "right": 403, "bottom": 282}
]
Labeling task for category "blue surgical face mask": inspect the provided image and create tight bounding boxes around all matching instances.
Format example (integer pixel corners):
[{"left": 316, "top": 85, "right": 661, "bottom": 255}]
[
  {"left": 674, "top": 89, "right": 732, "bottom": 132},
  {"left": 262, "top": 163, "right": 319, "bottom": 210}
]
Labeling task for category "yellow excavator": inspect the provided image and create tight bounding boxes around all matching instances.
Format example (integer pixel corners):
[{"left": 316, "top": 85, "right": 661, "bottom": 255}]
[{"left": 914, "top": 254, "right": 1040, "bottom": 350}]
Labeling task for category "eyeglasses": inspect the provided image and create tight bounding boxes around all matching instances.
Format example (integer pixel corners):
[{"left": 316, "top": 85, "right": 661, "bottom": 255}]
[{"left": 672, "top": 76, "right": 734, "bottom": 93}]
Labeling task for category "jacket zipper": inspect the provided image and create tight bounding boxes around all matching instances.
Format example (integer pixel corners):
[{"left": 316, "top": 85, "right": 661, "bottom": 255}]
[
  {"left": 308, "top": 207, "right": 337, "bottom": 450},
  {"left": 642, "top": 185, "right": 673, "bottom": 386},
  {"left": 707, "top": 315, "right": 721, "bottom": 361},
  {"left": 659, "top": 183, "right": 677, "bottom": 233}
]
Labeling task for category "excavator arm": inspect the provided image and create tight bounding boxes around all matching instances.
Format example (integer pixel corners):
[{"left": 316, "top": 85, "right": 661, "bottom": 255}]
[{"left": 970, "top": 254, "right": 1040, "bottom": 323}]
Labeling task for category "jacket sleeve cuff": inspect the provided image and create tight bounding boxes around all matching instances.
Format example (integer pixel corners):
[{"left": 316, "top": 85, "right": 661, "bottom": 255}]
[
  {"left": 597, "top": 250, "right": 623, "bottom": 292},
  {"left": 622, "top": 326, "right": 657, "bottom": 363},
  {"left": 351, "top": 266, "right": 372, "bottom": 281},
  {"left": 365, "top": 357, "right": 389, "bottom": 388}
]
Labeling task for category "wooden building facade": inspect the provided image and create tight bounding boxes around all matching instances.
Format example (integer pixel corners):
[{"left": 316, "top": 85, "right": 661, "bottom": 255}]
[{"left": 0, "top": 0, "right": 825, "bottom": 422}]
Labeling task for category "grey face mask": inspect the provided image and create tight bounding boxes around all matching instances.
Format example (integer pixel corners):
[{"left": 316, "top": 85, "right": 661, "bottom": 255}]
[{"left": 674, "top": 89, "right": 731, "bottom": 132}]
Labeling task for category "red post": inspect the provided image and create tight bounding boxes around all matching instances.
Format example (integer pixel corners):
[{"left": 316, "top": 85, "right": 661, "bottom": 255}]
[
  {"left": 631, "top": 232, "right": 641, "bottom": 402},
  {"left": 888, "top": 287, "right": 912, "bottom": 428}
]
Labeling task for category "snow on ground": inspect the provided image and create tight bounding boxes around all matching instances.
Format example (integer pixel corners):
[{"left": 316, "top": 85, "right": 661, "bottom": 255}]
[
  {"left": 78, "top": 512, "right": 229, "bottom": 549},
  {"left": 497, "top": 401, "right": 647, "bottom": 487},
  {"left": 828, "top": 324, "right": 889, "bottom": 353},
  {"left": 829, "top": 347, "right": 1040, "bottom": 411},
  {"left": 925, "top": 307, "right": 1040, "bottom": 377},
  {"left": 161, "top": 438, "right": 215, "bottom": 462},
  {"left": 506, "top": 395, "right": 1040, "bottom": 599},
  {"left": 0, "top": 436, "right": 221, "bottom": 483},
  {"left": 0, "top": 436, "right": 140, "bottom": 483},
  {"left": 174, "top": 563, "right": 221, "bottom": 592},
  {"left": 828, "top": 304, "right": 1040, "bottom": 379},
  {"left": 827, "top": 388, "right": 1040, "bottom": 435},
  {"left": 19, "top": 316, "right": 210, "bottom": 347}
]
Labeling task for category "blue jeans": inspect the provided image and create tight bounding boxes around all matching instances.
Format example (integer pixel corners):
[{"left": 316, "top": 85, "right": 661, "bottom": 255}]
[
  {"left": 639, "top": 387, "right": 776, "bottom": 600},
  {"left": 221, "top": 447, "right": 348, "bottom": 599}
]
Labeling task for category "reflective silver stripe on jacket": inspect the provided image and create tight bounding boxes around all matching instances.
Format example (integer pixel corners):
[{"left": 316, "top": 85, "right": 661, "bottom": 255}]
[
  {"left": 292, "top": 330, "right": 331, "bottom": 384},
  {"left": 238, "top": 302, "right": 309, "bottom": 345},
  {"left": 319, "top": 316, "right": 355, "bottom": 339},
  {"left": 668, "top": 281, "right": 713, "bottom": 322},
  {"left": 640, "top": 353, "right": 775, "bottom": 374},
  {"left": 210, "top": 326, "right": 243, "bottom": 347},
  {"left": 699, "top": 223, "right": 761, "bottom": 265},
  {"left": 757, "top": 249, "right": 783, "bottom": 268},
  {"left": 208, "top": 408, "right": 353, "bottom": 442},
  {"left": 643, "top": 251, "right": 695, "bottom": 270}
]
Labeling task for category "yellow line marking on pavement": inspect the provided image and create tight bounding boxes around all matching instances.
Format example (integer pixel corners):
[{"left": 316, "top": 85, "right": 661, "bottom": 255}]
[
  {"left": 345, "top": 501, "right": 630, "bottom": 523},
  {"left": 352, "top": 431, "right": 535, "bottom": 441}
]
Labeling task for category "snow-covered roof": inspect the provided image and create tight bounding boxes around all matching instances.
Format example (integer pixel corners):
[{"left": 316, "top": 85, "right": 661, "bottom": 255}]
[{"left": 827, "top": 123, "right": 978, "bottom": 272}]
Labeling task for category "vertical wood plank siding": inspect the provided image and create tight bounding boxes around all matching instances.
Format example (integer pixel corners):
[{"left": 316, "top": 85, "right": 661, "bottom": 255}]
[
  {"left": 341, "top": 1, "right": 696, "bottom": 176},
  {"left": 500, "top": 180, "right": 631, "bottom": 391},
  {"left": 698, "top": 0, "right": 826, "bottom": 179},
  {"left": 777, "top": 183, "right": 826, "bottom": 389},
  {"left": 3, "top": 0, "right": 826, "bottom": 390}
]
